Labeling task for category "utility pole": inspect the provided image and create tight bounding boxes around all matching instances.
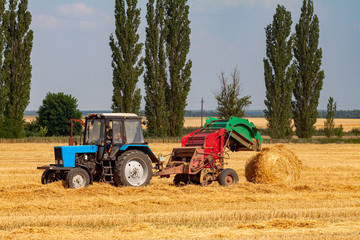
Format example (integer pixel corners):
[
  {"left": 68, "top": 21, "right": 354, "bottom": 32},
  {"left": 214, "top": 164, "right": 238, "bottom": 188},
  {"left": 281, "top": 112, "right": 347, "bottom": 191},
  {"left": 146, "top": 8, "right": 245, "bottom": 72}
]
[{"left": 201, "top": 98, "right": 204, "bottom": 127}]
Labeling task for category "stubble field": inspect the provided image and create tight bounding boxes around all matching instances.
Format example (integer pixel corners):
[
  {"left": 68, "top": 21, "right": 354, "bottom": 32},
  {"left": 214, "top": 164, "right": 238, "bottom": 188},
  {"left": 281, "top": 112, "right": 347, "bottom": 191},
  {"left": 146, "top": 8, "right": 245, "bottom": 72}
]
[
  {"left": 0, "top": 142, "right": 359, "bottom": 239},
  {"left": 23, "top": 116, "right": 360, "bottom": 132}
]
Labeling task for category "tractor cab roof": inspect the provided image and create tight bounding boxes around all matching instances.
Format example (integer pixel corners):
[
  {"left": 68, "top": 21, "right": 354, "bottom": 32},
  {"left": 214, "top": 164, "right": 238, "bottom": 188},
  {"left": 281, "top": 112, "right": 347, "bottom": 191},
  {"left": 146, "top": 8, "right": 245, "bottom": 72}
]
[{"left": 86, "top": 113, "right": 140, "bottom": 120}]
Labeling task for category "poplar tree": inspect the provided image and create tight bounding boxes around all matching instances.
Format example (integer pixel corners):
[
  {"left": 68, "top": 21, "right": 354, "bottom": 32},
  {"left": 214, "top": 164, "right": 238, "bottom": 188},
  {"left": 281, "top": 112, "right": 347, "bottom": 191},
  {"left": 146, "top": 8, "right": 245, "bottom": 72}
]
[
  {"left": 165, "top": 0, "right": 192, "bottom": 136},
  {"left": 109, "top": 0, "right": 144, "bottom": 114},
  {"left": 1, "top": 0, "right": 33, "bottom": 138},
  {"left": 144, "top": 0, "right": 169, "bottom": 136},
  {"left": 264, "top": 5, "right": 295, "bottom": 139},
  {"left": 324, "top": 96, "right": 336, "bottom": 137},
  {"left": 293, "top": 0, "right": 324, "bottom": 138},
  {"left": 0, "top": 0, "right": 6, "bottom": 127}
]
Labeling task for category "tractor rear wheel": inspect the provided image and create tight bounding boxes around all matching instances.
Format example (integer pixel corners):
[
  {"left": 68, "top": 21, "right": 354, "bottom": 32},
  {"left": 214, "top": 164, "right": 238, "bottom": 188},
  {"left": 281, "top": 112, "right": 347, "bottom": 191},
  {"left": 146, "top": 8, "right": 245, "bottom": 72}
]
[
  {"left": 218, "top": 168, "right": 239, "bottom": 186},
  {"left": 114, "top": 150, "right": 152, "bottom": 187},
  {"left": 41, "top": 169, "right": 61, "bottom": 184},
  {"left": 66, "top": 168, "right": 90, "bottom": 189}
]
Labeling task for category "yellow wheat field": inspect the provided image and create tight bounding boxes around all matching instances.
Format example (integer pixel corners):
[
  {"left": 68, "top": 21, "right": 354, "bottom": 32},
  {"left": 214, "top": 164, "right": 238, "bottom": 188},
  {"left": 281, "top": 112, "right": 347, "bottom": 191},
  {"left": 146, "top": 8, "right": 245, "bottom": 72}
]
[
  {"left": 24, "top": 116, "right": 360, "bottom": 132},
  {"left": 183, "top": 117, "right": 360, "bottom": 132},
  {"left": 0, "top": 142, "right": 359, "bottom": 239}
]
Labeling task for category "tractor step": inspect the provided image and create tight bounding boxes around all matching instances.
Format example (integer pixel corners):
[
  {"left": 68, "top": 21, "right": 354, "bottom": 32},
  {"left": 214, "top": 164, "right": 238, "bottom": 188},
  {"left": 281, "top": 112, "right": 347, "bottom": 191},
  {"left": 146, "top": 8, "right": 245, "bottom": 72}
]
[{"left": 101, "top": 160, "right": 115, "bottom": 184}]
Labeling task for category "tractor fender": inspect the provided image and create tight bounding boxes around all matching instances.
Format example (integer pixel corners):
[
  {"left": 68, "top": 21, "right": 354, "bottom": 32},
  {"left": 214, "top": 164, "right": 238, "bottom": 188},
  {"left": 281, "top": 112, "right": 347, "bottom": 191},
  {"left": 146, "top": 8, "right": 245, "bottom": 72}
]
[{"left": 119, "top": 145, "right": 159, "bottom": 163}]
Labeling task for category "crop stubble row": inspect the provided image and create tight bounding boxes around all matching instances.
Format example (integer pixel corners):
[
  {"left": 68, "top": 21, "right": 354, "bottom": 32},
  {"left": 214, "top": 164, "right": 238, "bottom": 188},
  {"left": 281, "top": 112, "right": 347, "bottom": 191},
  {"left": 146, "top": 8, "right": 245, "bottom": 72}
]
[{"left": 0, "top": 142, "right": 359, "bottom": 239}]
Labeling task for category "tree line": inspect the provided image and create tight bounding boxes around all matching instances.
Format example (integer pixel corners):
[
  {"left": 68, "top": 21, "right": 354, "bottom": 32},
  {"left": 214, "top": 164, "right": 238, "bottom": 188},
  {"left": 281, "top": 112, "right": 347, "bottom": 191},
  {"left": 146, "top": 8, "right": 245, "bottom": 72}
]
[
  {"left": 0, "top": 0, "right": 33, "bottom": 138},
  {"left": 2, "top": 0, "right": 357, "bottom": 139},
  {"left": 264, "top": 0, "right": 325, "bottom": 139},
  {"left": 110, "top": 0, "right": 191, "bottom": 137}
]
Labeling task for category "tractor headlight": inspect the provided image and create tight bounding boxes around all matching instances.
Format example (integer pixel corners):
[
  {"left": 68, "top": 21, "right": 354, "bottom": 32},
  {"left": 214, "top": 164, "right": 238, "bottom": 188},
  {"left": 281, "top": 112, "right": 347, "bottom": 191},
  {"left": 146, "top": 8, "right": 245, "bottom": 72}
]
[{"left": 55, "top": 159, "right": 63, "bottom": 165}]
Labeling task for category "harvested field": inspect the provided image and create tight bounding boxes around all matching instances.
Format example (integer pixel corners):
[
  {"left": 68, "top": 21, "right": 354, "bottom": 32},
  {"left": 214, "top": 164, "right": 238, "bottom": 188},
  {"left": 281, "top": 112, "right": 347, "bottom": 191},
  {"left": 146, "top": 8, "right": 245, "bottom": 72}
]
[
  {"left": 24, "top": 116, "right": 360, "bottom": 132},
  {"left": 183, "top": 117, "right": 360, "bottom": 132},
  {"left": 0, "top": 142, "right": 360, "bottom": 239}
]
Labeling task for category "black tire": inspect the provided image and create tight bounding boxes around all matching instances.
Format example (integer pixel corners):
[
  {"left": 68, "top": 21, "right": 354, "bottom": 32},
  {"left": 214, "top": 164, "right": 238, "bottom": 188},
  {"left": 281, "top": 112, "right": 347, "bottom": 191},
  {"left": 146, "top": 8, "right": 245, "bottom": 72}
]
[
  {"left": 114, "top": 150, "right": 153, "bottom": 187},
  {"left": 200, "top": 174, "right": 213, "bottom": 187},
  {"left": 65, "top": 168, "right": 90, "bottom": 189},
  {"left": 173, "top": 174, "right": 189, "bottom": 186},
  {"left": 41, "top": 169, "right": 61, "bottom": 184},
  {"left": 218, "top": 168, "right": 239, "bottom": 186}
]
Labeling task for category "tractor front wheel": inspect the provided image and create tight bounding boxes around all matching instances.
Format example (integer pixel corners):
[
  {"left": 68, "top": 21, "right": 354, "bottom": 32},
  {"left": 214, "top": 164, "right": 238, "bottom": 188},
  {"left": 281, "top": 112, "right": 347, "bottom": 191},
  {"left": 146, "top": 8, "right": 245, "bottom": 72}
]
[
  {"left": 218, "top": 168, "right": 239, "bottom": 186},
  {"left": 66, "top": 168, "right": 90, "bottom": 189},
  {"left": 41, "top": 169, "right": 61, "bottom": 184},
  {"left": 114, "top": 150, "right": 153, "bottom": 187}
]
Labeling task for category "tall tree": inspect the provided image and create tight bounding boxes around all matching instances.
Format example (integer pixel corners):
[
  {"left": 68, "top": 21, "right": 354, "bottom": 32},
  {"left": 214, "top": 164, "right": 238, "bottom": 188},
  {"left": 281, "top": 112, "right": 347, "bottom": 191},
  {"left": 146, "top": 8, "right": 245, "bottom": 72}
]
[
  {"left": 324, "top": 96, "right": 336, "bottom": 137},
  {"left": 0, "top": 0, "right": 6, "bottom": 127},
  {"left": 292, "top": 0, "right": 324, "bottom": 138},
  {"left": 109, "top": 0, "right": 144, "bottom": 114},
  {"left": 215, "top": 68, "right": 251, "bottom": 119},
  {"left": 144, "top": 0, "right": 169, "bottom": 137},
  {"left": 1, "top": 0, "right": 33, "bottom": 138},
  {"left": 165, "top": 0, "right": 192, "bottom": 136},
  {"left": 264, "top": 5, "right": 295, "bottom": 139}
]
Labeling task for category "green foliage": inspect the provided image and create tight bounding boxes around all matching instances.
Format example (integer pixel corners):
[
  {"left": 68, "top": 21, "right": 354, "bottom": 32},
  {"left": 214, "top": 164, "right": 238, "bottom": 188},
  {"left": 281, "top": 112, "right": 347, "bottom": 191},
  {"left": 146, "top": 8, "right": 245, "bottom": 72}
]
[
  {"left": 215, "top": 68, "right": 251, "bottom": 119},
  {"left": 109, "top": 0, "right": 144, "bottom": 114},
  {"left": 324, "top": 97, "right": 336, "bottom": 137},
  {"left": 24, "top": 119, "right": 40, "bottom": 137},
  {"left": 165, "top": 0, "right": 192, "bottom": 136},
  {"left": 144, "top": 0, "right": 169, "bottom": 137},
  {"left": 292, "top": 0, "right": 324, "bottom": 138},
  {"left": 38, "top": 126, "right": 48, "bottom": 137},
  {"left": 0, "top": 0, "right": 33, "bottom": 138},
  {"left": 350, "top": 128, "right": 360, "bottom": 135},
  {"left": 0, "top": 0, "right": 6, "bottom": 125},
  {"left": 335, "top": 124, "right": 344, "bottom": 138},
  {"left": 37, "top": 92, "right": 82, "bottom": 136},
  {"left": 264, "top": 5, "right": 295, "bottom": 139}
]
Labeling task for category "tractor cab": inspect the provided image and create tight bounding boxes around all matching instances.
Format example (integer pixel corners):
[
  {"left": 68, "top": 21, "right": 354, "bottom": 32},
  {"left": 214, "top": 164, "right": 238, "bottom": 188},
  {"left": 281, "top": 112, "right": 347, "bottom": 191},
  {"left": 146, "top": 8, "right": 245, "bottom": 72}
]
[{"left": 84, "top": 113, "right": 145, "bottom": 160}]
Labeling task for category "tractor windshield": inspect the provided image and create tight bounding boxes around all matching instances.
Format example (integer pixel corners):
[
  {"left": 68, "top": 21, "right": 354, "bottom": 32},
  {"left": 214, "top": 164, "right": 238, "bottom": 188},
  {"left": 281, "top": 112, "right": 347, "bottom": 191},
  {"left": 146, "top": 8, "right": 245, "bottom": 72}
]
[
  {"left": 124, "top": 119, "right": 144, "bottom": 143},
  {"left": 85, "top": 119, "right": 104, "bottom": 145}
]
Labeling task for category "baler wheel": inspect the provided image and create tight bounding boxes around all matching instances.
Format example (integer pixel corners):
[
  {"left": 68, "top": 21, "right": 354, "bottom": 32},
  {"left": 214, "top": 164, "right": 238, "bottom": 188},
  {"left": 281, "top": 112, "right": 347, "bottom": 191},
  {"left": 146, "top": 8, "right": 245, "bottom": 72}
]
[
  {"left": 66, "top": 168, "right": 90, "bottom": 189},
  {"left": 173, "top": 174, "right": 189, "bottom": 186},
  {"left": 200, "top": 174, "right": 213, "bottom": 187},
  {"left": 218, "top": 168, "right": 239, "bottom": 186},
  {"left": 41, "top": 169, "right": 61, "bottom": 184}
]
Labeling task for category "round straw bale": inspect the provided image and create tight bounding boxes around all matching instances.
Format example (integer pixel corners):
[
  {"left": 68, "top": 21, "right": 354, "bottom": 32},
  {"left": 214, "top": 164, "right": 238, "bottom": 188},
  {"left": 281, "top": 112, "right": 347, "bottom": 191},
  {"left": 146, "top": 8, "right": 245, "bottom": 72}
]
[{"left": 245, "top": 145, "right": 302, "bottom": 184}]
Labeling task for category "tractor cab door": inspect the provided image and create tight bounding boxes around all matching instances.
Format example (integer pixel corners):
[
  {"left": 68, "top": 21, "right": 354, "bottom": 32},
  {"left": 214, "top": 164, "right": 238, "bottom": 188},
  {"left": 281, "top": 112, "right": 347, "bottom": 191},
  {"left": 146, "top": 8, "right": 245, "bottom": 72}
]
[{"left": 109, "top": 120, "right": 123, "bottom": 159}]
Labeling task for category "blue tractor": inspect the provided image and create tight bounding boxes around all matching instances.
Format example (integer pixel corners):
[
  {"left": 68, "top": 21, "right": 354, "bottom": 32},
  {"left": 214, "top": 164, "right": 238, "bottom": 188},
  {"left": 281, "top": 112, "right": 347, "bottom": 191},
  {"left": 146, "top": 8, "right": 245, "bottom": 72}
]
[{"left": 37, "top": 113, "right": 160, "bottom": 188}]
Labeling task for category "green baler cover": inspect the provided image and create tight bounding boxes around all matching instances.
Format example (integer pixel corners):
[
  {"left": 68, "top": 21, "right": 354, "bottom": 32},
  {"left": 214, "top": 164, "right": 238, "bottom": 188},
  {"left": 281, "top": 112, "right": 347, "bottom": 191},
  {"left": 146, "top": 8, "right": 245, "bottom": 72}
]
[{"left": 204, "top": 116, "right": 263, "bottom": 147}]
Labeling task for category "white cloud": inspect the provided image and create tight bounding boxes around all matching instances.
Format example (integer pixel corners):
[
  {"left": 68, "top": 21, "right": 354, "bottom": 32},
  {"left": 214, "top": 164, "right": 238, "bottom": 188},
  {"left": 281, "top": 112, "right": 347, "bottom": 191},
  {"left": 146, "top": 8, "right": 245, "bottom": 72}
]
[
  {"left": 33, "top": 3, "right": 112, "bottom": 31},
  {"left": 58, "top": 2, "right": 94, "bottom": 17},
  {"left": 32, "top": 14, "right": 61, "bottom": 30}
]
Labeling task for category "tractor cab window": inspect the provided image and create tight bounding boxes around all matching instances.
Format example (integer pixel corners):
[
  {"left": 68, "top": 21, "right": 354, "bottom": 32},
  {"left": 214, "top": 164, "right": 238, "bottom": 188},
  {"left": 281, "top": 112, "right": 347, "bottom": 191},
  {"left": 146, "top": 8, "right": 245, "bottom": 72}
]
[
  {"left": 113, "top": 120, "right": 123, "bottom": 144},
  {"left": 85, "top": 119, "right": 104, "bottom": 145},
  {"left": 124, "top": 119, "right": 144, "bottom": 143}
]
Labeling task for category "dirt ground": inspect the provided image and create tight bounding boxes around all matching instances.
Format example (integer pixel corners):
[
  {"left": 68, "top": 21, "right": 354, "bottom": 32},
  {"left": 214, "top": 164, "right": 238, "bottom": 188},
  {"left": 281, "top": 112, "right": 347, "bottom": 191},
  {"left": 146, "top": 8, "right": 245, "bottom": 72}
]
[{"left": 0, "top": 142, "right": 359, "bottom": 239}]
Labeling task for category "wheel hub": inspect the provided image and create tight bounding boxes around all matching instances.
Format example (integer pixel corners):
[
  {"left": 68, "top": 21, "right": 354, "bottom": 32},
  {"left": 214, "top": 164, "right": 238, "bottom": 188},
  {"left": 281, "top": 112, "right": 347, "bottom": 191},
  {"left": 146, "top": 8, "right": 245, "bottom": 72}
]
[
  {"left": 125, "top": 160, "right": 148, "bottom": 186},
  {"left": 225, "top": 175, "right": 234, "bottom": 185},
  {"left": 72, "top": 174, "right": 85, "bottom": 188}
]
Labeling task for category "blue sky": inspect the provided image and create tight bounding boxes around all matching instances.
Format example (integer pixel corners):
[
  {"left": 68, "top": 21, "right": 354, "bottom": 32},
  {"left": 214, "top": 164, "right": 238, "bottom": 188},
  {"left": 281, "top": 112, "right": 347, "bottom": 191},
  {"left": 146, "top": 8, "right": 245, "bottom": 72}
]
[{"left": 27, "top": 0, "right": 360, "bottom": 111}]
